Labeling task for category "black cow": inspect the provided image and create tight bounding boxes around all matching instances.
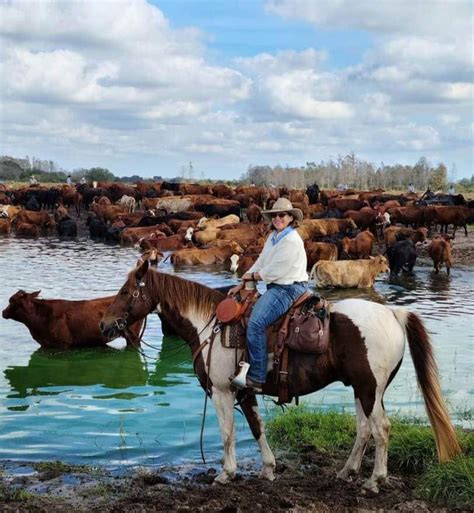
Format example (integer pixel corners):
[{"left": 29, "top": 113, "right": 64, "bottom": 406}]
[
  {"left": 88, "top": 218, "right": 108, "bottom": 240},
  {"left": 312, "top": 208, "right": 344, "bottom": 219},
  {"left": 25, "top": 195, "right": 40, "bottom": 211},
  {"left": 386, "top": 239, "right": 417, "bottom": 277},
  {"left": 57, "top": 217, "right": 77, "bottom": 237},
  {"left": 306, "top": 183, "right": 320, "bottom": 204},
  {"left": 105, "top": 226, "right": 122, "bottom": 243}
]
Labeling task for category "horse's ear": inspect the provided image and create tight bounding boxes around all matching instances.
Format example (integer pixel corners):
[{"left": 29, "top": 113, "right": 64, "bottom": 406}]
[
  {"left": 30, "top": 290, "right": 41, "bottom": 298},
  {"left": 135, "top": 259, "right": 149, "bottom": 281}
]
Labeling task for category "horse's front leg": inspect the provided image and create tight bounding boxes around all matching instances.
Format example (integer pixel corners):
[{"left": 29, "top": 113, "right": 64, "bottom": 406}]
[
  {"left": 212, "top": 388, "right": 237, "bottom": 484},
  {"left": 238, "top": 391, "right": 276, "bottom": 480}
]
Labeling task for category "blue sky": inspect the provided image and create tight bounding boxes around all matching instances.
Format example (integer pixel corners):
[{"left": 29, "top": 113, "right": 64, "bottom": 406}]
[
  {"left": 153, "top": 0, "right": 372, "bottom": 66},
  {"left": 1, "top": 0, "right": 472, "bottom": 180}
]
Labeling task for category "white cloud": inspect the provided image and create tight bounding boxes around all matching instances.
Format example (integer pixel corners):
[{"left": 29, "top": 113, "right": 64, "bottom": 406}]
[
  {"left": 0, "top": 0, "right": 472, "bottom": 177},
  {"left": 265, "top": 0, "right": 472, "bottom": 38}
]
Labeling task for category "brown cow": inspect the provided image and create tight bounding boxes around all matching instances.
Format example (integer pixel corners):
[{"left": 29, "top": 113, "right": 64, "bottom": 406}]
[
  {"left": 307, "top": 204, "right": 326, "bottom": 218},
  {"left": 299, "top": 218, "right": 357, "bottom": 240},
  {"left": 311, "top": 256, "right": 389, "bottom": 288},
  {"left": 15, "top": 210, "right": 55, "bottom": 232},
  {"left": 137, "top": 248, "right": 164, "bottom": 267},
  {"left": 217, "top": 225, "right": 266, "bottom": 247},
  {"left": 424, "top": 206, "right": 473, "bottom": 237},
  {"left": 171, "top": 241, "right": 243, "bottom": 266},
  {"left": 167, "top": 218, "right": 200, "bottom": 233},
  {"left": 384, "top": 227, "right": 428, "bottom": 246},
  {"left": 343, "top": 209, "right": 381, "bottom": 232},
  {"left": 229, "top": 253, "right": 259, "bottom": 274},
  {"left": 212, "top": 184, "right": 233, "bottom": 198},
  {"left": 16, "top": 222, "right": 40, "bottom": 237},
  {"left": 428, "top": 237, "right": 453, "bottom": 275},
  {"left": 328, "top": 198, "right": 367, "bottom": 212},
  {"left": 386, "top": 206, "right": 425, "bottom": 227},
  {"left": 304, "top": 241, "right": 338, "bottom": 269},
  {"left": 136, "top": 181, "right": 162, "bottom": 198},
  {"left": 179, "top": 183, "right": 213, "bottom": 195},
  {"left": 121, "top": 226, "right": 167, "bottom": 245},
  {"left": 234, "top": 186, "right": 269, "bottom": 207},
  {"left": 0, "top": 205, "right": 22, "bottom": 219},
  {"left": 140, "top": 233, "right": 190, "bottom": 252},
  {"left": 341, "top": 230, "right": 375, "bottom": 259},
  {"left": 91, "top": 204, "right": 127, "bottom": 225},
  {"left": 0, "top": 218, "right": 11, "bottom": 234},
  {"left": 246, "top": 204, "right": 262, "bottom": 223},
  {"left": 2, "top": 291, "right": 144, "bottom": 348}
]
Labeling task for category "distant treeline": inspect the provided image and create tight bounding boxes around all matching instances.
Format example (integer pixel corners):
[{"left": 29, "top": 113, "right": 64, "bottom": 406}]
[
  {"left": 244, "top": 154, "right": 473, "bottom": 192},
  {"left": 1, "top": 153, "right": 473, "bottom": 192}
]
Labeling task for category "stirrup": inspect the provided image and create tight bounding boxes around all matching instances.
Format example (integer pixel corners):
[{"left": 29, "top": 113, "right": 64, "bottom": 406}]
[{"left": 230, "top": 361, "right": 250, "bottom": 389}]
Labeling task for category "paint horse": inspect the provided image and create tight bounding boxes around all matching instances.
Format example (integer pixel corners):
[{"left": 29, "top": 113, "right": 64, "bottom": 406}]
[{"left": 100, "top": 260, "right": 460, "bottom": 492}]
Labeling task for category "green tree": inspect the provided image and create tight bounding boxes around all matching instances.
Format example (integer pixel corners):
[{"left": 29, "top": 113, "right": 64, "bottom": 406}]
[
  {"left": 428, "top": 163, "right": 448, "bottom": 191},
  {"left": 85, "top": 167, "right": 116, "bottom": 182}
]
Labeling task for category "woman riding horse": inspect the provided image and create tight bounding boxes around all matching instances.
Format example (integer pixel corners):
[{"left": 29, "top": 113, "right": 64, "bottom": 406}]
[
  {"left": 228, "top": 198, "right": 308, "bottom": 393},
  {"left": 100, "top": 262, "right": 460, "bottom": 491}
]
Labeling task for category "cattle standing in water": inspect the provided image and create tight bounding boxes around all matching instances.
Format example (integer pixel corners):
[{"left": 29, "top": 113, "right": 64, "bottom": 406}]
[
  {"left": 340, "top": 230, "right": 374, "bottom": 259},
  {"left": 16, "top": 222, "right": 40, "bottom": 238},
  {"left": 311, "top": 256, "right": 389, "bottom": 288},
  {"left": 428, "top": 237, "right": 453, "bottom": 275},
  {"left": 0, "top": 218, "right": 11, "bottom": 234},
  {"left": 2, "top": 291, "right": 143, "bottom": 348},
  {"left": 386, "top": 240, "right": 417, "bottom": 277},
  {"left": 57, "top": 216, "right": 78, "bottom": 238}
]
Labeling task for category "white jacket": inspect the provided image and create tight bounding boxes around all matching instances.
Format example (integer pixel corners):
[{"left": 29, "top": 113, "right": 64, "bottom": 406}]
[{"left": 249, "top": 229, "right": 308, "bottom": 284}]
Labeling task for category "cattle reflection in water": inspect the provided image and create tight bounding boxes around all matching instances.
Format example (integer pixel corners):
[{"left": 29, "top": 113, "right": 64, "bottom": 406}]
[{"left": 4, "top": 348, "right": 148, "bottom": 398}]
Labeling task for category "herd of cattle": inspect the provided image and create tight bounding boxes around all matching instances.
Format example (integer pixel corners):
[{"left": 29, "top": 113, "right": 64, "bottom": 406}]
[{"left": 0, "top": 181, "right": 473, "bottom": 289}]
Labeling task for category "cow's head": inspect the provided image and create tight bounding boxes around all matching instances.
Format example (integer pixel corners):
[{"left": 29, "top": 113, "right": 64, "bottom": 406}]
[
  {"left": 372, "top": 255, "right": 390, "bottom": 274},
  {"left": 185, "top": 227, "right": 194, "bottom": 242},
  {"left": 229, "top": 241, "right": 244, "bottom": 254},
  {"left": 229, "top": 254, "right": 240, "bottom": 273},
  {"left": 2, "top": 290, "right": 41, "bottom": 320}
]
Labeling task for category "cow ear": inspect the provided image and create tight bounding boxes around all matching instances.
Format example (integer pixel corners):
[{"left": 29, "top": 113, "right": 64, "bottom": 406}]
[
  {"left": 30, "top": 290, "right": 41, "bottom": 298},
  {"left": 135, "top": 259, "right": 149, "bottom": 281}
]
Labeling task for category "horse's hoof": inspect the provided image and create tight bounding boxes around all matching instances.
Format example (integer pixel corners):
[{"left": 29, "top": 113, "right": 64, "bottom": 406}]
[
  {"left": 362, "top": 479, "right": 379, "bottom": 494},
  {"left": 336, "top": 469, "right": 354, "bottom": 482},
  {"left": 260, "top": 466, "right": 275, "bottom": 481},
  {"left": 213, "top": 471, "right": 234, "bottom": 485}
]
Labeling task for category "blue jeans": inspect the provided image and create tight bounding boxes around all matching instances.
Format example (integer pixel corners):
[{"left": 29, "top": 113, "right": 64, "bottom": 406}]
[{"left": 247, "top": 282, "right": 308, "bottom": 383}]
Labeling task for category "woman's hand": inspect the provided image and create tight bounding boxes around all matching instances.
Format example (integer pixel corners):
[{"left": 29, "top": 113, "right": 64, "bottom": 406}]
[{"left": 227, "top": 283, "right": 244, "bottom": 296}]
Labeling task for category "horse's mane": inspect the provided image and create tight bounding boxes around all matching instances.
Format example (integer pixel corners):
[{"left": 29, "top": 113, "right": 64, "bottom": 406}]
[{"left": 129, "top": 267, "right": 225, "bottom": 318}]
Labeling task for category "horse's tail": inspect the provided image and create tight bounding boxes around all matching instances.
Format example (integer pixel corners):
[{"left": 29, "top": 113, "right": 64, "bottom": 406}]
[{"left": 393, "top": 309, "right": 461, "bottom": 462}]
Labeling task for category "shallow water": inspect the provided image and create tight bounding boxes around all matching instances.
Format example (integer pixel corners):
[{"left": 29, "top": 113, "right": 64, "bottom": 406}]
[{"left": 0, "top": 236, "right": 472, "bottom": 468}]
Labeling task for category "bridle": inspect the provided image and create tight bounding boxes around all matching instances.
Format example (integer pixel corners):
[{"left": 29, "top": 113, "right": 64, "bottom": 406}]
[{"left": 111, "top": 278, "right": 150, "bottom": 334}]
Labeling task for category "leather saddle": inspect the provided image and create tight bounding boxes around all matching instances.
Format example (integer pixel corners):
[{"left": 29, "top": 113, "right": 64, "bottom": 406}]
[{"left": 216, "top": 288, "right": 331, "bottom": 403}]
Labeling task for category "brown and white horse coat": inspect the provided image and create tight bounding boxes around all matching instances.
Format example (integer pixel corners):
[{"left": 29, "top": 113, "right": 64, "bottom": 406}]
[{"left": 100, "top": 262, "right": 460, "bottom": 492}]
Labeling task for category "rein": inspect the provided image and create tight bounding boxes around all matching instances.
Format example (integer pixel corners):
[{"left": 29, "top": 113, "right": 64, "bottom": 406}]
[{"left": 118, "top": 273, "right": 224, "bottom": 464}]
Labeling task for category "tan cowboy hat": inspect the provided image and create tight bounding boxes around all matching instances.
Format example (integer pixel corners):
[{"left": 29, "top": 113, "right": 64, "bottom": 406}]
[{"left": 262, "top": 197, "right": 303, "bottom": 222}]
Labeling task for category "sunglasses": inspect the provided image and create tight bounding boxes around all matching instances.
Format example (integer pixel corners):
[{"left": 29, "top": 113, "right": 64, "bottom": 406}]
[{"left": 270, "top": 212, "right": 290, "bottom": 219}]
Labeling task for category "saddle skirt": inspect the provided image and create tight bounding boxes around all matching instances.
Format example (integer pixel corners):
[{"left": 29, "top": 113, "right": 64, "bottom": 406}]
[{"left": 218, "top": 290, "right": 330, "bottom": 356}]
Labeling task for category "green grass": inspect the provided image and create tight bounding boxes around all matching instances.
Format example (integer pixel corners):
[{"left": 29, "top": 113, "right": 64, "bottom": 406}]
[
  {"left": 417, "top": 457, "right": 474, "bottom": 508},
  {"left": 267, "top": 406, "right": 474, "bottom": 508},
  {"left": 267, "top": 407, "right": 356, "bottom": 454},
  {"left": 33, "top": 460, "right": 97, "bottom": 480},
  {"left": 0, "top": 484, "right": 35, "bottom": 502}
]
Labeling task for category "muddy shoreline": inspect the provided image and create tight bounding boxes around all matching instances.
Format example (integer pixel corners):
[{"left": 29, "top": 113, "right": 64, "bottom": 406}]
[{"left": 0, "top": 449, "right": 459, "bottom": 512}]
